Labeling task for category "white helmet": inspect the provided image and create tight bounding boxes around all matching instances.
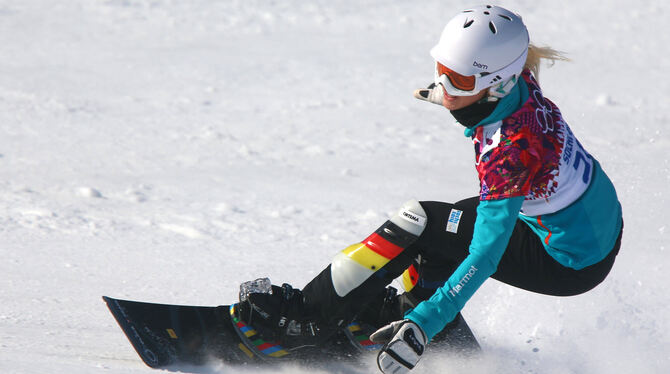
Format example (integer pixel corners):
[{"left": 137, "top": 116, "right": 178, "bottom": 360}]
[{"left": 431, "top": 5, "right": 529, "bottom": 97}]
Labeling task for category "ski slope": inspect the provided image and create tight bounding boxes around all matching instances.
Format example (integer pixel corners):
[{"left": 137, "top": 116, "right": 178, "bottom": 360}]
[{"left": 1, "top": 1, "right": 668, "bottom": 373}]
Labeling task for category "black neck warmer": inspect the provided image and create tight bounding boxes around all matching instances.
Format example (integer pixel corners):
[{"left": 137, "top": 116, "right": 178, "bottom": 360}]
[{"left": 450, "top": 99, "right": 499, "bottom": 129}]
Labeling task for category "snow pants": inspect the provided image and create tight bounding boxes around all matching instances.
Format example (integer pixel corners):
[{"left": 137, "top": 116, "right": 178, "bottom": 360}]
[{"left": 302, "top": 197, "right": 623, "bottom": 326}]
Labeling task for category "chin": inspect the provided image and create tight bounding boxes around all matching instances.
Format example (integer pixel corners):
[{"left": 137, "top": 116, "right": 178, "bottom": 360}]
[{"left": 442, "top": 99, "right": 464, "bottom": 111}]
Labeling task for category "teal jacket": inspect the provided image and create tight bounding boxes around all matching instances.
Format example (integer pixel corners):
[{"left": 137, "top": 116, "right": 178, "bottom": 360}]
[{"left": 406, "top": 75, "right": 622, "bottom": 340}]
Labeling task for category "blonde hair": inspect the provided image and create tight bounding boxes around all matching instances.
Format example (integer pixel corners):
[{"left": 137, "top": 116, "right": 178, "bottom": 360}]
[{"left": 524, "top": 43, "right": 570, "bottom": 80}]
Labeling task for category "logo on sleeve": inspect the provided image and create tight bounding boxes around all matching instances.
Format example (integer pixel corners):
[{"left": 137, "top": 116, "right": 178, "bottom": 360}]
[{"left": 448, "top": 265, "right": 478, "bottom": 297}]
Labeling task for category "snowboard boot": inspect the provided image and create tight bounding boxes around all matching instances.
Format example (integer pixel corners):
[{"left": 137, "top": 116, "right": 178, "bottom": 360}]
[
  {"left": 355, "top": 286, "right": 421, "bottom": 328},
  {"left": 236, "top": 278, "right": 335, "bottom": 349}
]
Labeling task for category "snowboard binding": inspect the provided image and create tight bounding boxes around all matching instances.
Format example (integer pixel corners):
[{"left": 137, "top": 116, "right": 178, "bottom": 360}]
[
  {"left": 229, "top": 303, "right": 291, "bottom": 360},
  {"left": 231, "top": 278, "right": 334, "bottom": 361},
  {"left": 231, "top": 278, "right": 387, "bottom": 361}
]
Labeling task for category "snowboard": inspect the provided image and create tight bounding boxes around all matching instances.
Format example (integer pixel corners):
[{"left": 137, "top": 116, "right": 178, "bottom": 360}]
[{"left": 103, "top": 296, "right": 480, "bottom": 369}]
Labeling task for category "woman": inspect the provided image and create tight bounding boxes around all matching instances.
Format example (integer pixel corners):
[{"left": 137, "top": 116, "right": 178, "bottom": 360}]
[{"left": 237, "top": 5, "right": 623, "bottom": 374}]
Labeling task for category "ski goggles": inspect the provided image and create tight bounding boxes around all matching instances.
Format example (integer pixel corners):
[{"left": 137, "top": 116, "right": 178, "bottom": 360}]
[
  {"left": 435, "top": 62, "right": 476, "bottom": 92},
  {"left": 433, "top": 48, "right": 528, "bottom": 96}
]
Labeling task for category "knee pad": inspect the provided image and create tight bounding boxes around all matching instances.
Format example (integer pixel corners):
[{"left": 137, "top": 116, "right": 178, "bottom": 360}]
[{"left": 331, "top": 200, "right": 427, "bottom": 297}]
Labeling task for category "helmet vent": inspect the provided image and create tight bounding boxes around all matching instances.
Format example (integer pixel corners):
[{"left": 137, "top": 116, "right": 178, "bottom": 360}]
[
  {"left": 463, "top": 19, "right": 474, "bottom": 28},
  {"left": 489, "top": 21, "right": 497, "bottom": 34},
  {"left": 498, "top": 14, "right": 512, "bottom": 21}
]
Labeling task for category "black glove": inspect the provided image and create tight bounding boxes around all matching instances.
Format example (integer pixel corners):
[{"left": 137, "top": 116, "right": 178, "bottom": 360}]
[{"left": 370, "top": 319, "right": 427, "bottom": 374}]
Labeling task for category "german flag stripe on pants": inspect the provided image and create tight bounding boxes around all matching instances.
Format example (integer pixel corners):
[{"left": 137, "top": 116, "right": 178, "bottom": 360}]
[
  {"left": 401, "top": 264, "right": 419, "bottom": 292},
  {"left": 362, "top": 233, "right": 404, "bottom": 259},
  {"left": 342, "top": 232, "right": 405, "bottom": 271},
  {"left": 331, "top": 219, "right": 422, "bottom": 297}
]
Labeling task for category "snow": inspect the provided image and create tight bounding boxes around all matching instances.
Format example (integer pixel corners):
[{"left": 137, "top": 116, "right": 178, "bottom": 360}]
[{"left": 1, "top": 0, "right": 668, "bottom": 373}]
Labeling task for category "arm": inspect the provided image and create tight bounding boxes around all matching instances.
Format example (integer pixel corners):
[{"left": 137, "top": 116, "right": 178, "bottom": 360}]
[{"left": 405, "top": 196, "right": 524, "bottom": 340}]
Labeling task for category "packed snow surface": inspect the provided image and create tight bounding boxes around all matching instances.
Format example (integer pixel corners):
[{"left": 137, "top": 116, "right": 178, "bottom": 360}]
[{"left": 1, "top": 1, "right": 669, "bottom": 373}]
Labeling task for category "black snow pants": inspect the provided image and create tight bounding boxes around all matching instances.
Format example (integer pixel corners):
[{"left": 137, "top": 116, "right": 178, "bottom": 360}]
[{"left": 303, "top": 197, "right": 623, "bottom": 327}]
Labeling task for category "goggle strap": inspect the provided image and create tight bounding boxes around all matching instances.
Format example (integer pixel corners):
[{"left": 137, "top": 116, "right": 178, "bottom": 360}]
[{"left": 436, "top": 47, "right": 528, "bottom": 96}]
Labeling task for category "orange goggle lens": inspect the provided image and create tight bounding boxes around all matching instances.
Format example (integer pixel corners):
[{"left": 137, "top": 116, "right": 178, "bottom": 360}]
[{"left": 436, "top": 62, "right": 476, "bottom": 91}]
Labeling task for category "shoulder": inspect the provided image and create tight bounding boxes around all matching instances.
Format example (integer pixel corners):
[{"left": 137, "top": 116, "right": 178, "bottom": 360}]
[
  {"left": 474, "top": 118, "right": 540, "bottom": 167},
  {"left": 473, "top": 117, "right": 545, "bottom": 200}
]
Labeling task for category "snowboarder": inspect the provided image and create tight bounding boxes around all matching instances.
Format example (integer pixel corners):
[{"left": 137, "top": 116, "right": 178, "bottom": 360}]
[{"left": 236, "top": 5, "right": 623, "bottom": 373}]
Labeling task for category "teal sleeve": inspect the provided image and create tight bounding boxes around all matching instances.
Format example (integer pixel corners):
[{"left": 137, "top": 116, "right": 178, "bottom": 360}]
[{"left": 405, "top": 196, "right": 524, "bottom": 340}]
